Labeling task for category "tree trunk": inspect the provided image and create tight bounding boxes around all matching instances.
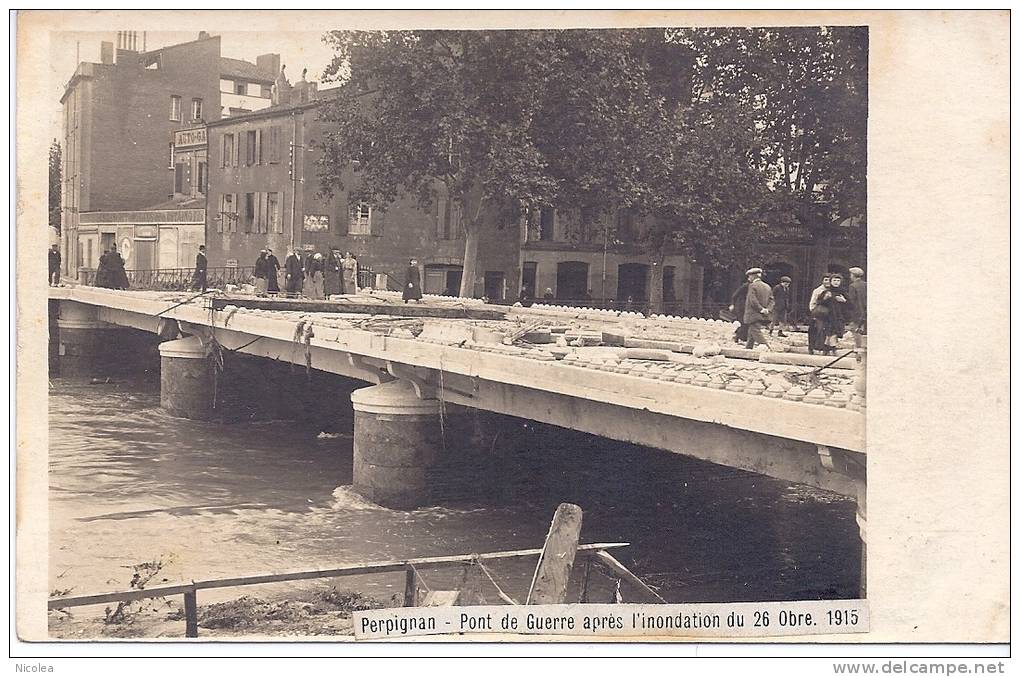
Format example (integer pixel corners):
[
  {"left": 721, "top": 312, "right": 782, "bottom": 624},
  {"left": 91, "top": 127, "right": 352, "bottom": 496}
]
[
  {"left": 456, "top": 180, "right": 485, "bottom": 299},
  {"left": 810, "top": 227, "right": 833, "bottom": 287},
  {"left": 648, "top": 248, "right": 666, "bottom": 315},
  {"left": 459, "top": 225, "right": 480, "bottom": 298}
]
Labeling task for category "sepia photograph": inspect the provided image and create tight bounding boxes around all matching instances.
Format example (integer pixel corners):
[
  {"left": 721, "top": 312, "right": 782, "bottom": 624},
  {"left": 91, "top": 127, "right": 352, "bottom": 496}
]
[{"left": 12, "top": 8, "right": 1008, "bottom": 657}]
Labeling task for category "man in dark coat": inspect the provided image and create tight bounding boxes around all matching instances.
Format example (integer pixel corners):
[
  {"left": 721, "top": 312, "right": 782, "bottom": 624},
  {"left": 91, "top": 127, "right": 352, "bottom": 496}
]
[
  {"left": 48, "top": 244, "right": 61, "bottom": 286},
  {"left": 108, "top": 244, "right": 129, "bottom": 289},
  {"left": 284, "top": 249, "right": 303, "bottom": 297},
  {"left": 192, "top": 245, "right": 208, "bottom": 292},
  {"left": 743, "top": 267, "right": 773, "bottom": 349},
  {"left": 266, "top": 248, "right": 281, "bottom": 294},
  {"left": 848, "top": 267, "right": 867, "bottom": 335},
  {"left": 769, "top": 275, "right": 791, "bottom": 336},
  {"left": 729, "top": 280, "right": 749, "bottom": 343}
]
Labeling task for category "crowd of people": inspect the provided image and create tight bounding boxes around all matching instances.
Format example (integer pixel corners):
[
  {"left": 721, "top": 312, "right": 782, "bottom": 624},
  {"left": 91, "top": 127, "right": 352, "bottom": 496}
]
[
  {"left": 245, "top": 248, "right": 362, "bottom": 300},
  {"left": 729, "top": 266, "right": 866, "bottom": 355}
]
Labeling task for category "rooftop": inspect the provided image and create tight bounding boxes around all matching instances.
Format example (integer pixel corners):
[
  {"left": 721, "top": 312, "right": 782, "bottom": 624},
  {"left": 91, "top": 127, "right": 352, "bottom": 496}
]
[{"left": 220, "top": 57, "right": 276, "bottom": 84}]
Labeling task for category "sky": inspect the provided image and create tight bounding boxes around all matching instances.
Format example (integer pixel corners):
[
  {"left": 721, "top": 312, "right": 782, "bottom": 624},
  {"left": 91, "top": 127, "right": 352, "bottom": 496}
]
[{"left": 48, "top": 30, "right": 339, "bottom": 141}]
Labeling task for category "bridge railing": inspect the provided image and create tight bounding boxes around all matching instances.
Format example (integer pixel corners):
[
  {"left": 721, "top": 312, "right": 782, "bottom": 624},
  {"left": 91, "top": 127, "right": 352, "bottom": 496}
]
[
  {"left": 78, "top": 267, "right": 256, "bottom": 291},
  {"left": 47, "top": 542, "right": 634, "bottom": 637}
]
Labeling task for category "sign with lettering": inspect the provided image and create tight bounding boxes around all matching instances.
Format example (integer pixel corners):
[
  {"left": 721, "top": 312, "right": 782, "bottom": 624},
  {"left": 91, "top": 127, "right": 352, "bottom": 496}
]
[
  {"left": 174, "top": 127, "right": 207, "bottom": 148},
  {"left": 225, "top": 259, "right": 238, "bottom": 268},
  {"left": 303, "top": 214, "right": 330, "bottom": 232}
]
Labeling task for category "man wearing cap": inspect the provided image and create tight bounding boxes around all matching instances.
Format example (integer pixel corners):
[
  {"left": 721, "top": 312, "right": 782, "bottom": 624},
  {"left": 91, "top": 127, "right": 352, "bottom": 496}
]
[
  {"left": 770, "top": 275, "right": 792, "bottom": 337},
  {"left": 743, "top": 267, "right": 773, "bottom": 349},
  {"left": 848, "top": 267, "right": 867, "bottom": 335}
]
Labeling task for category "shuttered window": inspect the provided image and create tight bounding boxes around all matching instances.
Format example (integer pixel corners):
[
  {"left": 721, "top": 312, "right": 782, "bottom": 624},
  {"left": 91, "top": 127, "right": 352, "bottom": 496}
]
[
  {"left": 246, "top": 131, "right": 257, "bottom": 166},
  {"left": 349, "top": 204, "right": 371, "bottom": 235},
  {"left": 268, "top": 126, "right": 281, "bottom": 163},
  {"left": 222, "top": 134, "right": 235, "bottom": 168},
  {"left": 243, "top": 193, "right": 255, "bottom": 232},
  {"left": 267, "top": 192, "right": 281, "bottom": 233}
]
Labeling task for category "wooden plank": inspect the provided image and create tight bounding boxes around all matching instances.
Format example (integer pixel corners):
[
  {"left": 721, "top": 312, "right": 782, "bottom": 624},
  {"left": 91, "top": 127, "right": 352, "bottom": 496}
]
[
  {"left": 403, "top": 566, "right": 417, "bottom": 607},
  {"left": 624, "top": 337, "right": 687, "bottom": 352},
  {"left": 421, "top": 591, "right": 460, "bottom": 607},
  {"left": 578, "top": 556, "right": 593, "bottom": 604},
  {"left": 183, "top": 590, "right": 199, "bottom": 638},
  {"left": 211, "top": 296, "right": 506, "bottom": 321},
  {"left": 527, "top": 503, "right": 583, "bottom": 605},
  {"left": 49, "top": 542, "right": 629, "bottom": 610},
  {"left": 47, "top": 583, "right": 198, "bottom": 610},
  {"left": 760, "top": 351, "right": 856, "bottom": 370},
  {"left": 593, "top": 550, "right": 667, "bottom": 603}
]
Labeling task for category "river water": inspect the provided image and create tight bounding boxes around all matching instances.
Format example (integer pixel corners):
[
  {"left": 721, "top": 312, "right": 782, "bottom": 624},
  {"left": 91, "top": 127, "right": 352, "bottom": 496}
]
[{"left": 49, "top": 375, "right": 860, "bottom": 622}]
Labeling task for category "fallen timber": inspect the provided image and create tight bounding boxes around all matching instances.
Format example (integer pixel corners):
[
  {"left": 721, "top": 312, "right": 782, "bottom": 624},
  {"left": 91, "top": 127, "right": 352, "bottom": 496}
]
[{"left": 212, "top": 295, "right": 508, "bottom": 321}]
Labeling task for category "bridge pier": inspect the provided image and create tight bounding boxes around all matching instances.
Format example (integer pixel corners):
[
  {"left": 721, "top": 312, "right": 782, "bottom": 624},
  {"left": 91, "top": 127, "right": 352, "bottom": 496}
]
[
  {"left": 159, "top": 336, "right": 215, "bottom": 420},
  {"left": 350, "top": 380, "right": 500, "bottom": 509},
  {"left": 56, "top": 301, "right": 130, "bottom": 379}
]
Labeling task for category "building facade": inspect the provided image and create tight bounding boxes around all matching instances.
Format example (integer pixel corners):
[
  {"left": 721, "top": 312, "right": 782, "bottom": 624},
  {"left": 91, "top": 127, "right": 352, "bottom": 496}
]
[
  {"left": 219, "top": 54, "right": 278, "bottom": 117},
  {"left": 518, "top": 207, "right": 703, "bottom": 312},
  {"left": 60, "top": 31, "right": 276, "bottom": 277},
  {"left": 204, "top": 75, "right": 519, "bottom": 299}
]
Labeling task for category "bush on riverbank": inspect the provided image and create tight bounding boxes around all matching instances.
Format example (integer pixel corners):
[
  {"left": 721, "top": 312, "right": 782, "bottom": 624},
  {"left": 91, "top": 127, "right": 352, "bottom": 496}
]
[{"left": 195, "top": 588, "right": 383, "bottom": 632}]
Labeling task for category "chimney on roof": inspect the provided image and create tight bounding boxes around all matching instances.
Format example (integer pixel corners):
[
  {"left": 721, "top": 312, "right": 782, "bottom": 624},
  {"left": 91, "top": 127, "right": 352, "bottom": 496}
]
[
  {"left": 292, "top": 68, "right": 318, "bottom": 104},
  {"left": 272, "top": 64, "right": 292, "bottom": 106},
  {"left": 256, "top": 53, "right": 281, "bottom": 78},
  {"left": 100, "top": 41, "right": 114, "bottom": 64},
  {"left": 198, "top": 31, "right": 210, "bottom": 40}
]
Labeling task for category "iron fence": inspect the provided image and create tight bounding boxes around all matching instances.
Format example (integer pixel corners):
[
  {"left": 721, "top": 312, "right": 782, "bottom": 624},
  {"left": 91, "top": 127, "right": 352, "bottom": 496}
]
[{"left": 78, "top": 267, "right": 256, "bottom": 291}]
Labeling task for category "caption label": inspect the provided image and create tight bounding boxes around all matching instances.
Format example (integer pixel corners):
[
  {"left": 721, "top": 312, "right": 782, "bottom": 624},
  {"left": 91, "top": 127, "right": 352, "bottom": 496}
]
[{"left": 354, "top": 600, "right": 869, "bottom": 640}]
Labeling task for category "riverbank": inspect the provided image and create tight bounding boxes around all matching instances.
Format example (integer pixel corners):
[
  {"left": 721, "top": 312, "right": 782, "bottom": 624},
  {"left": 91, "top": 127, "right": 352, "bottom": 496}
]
[{"left": 48, "top": 584, "right": 387, "bottom": 639}]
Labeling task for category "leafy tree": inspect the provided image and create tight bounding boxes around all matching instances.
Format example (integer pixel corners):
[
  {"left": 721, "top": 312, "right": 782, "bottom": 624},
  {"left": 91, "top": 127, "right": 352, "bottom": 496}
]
[
  {"left": 49, "top": 139, "right": 61, "bottom": 233},
  {"left": 316, "top": 27, "right": 866, "bottom": 307},
  {"left": 317, "top": 30, "right": 561, "bottom": 297}
]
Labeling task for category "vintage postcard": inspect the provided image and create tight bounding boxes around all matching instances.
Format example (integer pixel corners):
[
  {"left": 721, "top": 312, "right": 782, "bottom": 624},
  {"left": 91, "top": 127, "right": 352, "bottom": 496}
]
[{"left": 13, "top": 9, "right": 1009, "bottom": 653}]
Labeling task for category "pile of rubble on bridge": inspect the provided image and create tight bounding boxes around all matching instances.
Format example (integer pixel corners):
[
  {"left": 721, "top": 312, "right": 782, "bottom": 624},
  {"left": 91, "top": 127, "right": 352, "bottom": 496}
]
[{"left": 195, "top": 287, "right": 865, "bottom": 412}]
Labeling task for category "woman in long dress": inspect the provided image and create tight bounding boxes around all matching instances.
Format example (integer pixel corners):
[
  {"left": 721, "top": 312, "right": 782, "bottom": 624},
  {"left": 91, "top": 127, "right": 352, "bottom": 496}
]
[
  {"left": 403, "top": 258, "right": 423, "bottom": 303},
  {"left": 324, "top": 249, "right": 343, "bottom": 296},
  {"left": 341, "top": 252, "right": 359, "bottom": 294}
]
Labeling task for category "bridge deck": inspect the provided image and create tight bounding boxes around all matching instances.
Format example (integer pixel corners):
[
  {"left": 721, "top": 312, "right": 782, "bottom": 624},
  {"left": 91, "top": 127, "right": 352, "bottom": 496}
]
[{"left": 50, "top": 286, "right": 864, "bottom": 452}]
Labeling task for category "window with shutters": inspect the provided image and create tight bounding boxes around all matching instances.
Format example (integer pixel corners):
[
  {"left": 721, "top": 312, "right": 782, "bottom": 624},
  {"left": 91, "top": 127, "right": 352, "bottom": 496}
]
[
  {"left": 257, "top": 130, "right": 264, "bottom": 165},
  {"left": 219, "top": 193, "right": 236, "bottom": 233},
  {"left": 191, "top": 98, "right": 203, "bottom": 121},
  {"left": 174, "top": 163, "right": 186, "bottom": 194},
  {"left": 539, "top": 208, "right": 555, "bottom": 241},
  {"left": 222, "top": 134, "right": 234, "bottom": 168},
  {"left": 243, "top": 193, "right": 255, "bottom": 231},
  {"left": 169, "top": 95, "right": 181, "bottom": 121},
  {"left": 267, "top": 192, "right": 281, "bottom": 232},
  {"left": 435, "top": 197, "right": 461, "bottom": 240},
  {"left": 268, "top": 126, "right": 281, "bottom": 163},
  {"left": 349, "top": 203, "right": 372, "bottom": 235},
  {"left": 246, "top": 131, "right": 257, "bottom": 166}
]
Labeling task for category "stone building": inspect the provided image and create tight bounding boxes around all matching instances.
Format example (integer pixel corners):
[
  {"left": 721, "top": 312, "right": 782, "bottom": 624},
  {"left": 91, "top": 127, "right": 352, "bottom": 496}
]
[
  {"left": 60, "top": 31, "right": 275, "bottom": 278},
  {"left": 204, "top": 72, "right": 518, "bottom": 298}
]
